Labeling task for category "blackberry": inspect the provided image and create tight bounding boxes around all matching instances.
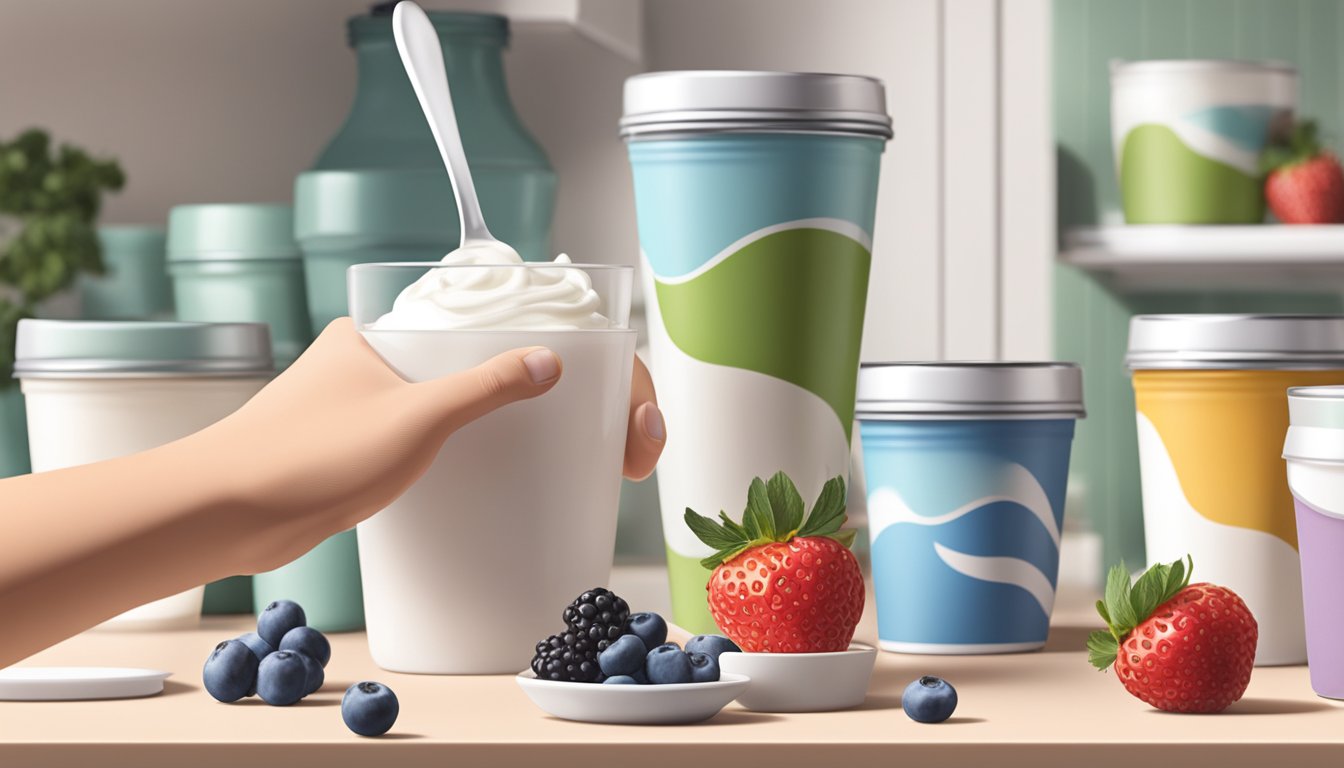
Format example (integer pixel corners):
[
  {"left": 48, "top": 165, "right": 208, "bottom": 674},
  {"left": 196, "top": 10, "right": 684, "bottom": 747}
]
[
  {"left": 561, "top": 588, "right": 631, "bottom": 650},
  {"left": 530, "top": 630, "right": 605, "bottom": 683}
]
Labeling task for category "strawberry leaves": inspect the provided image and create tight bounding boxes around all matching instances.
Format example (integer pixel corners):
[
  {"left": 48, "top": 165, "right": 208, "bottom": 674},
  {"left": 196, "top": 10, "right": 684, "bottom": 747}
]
[
  {"left": 798, "top": 475, "right": 847, "bottom": 538},
  {"left": 768, "top": 472, "right": 805, "bottom": 537},
  {"left": 684, "top": 471, "right": 853, "bottom": 569},
  {"left": 1260, "top": 119, "right": 1325, "bottom": 175},
  {"left": 1087, "top": 556, "right": 1194, "bottom": 670}
]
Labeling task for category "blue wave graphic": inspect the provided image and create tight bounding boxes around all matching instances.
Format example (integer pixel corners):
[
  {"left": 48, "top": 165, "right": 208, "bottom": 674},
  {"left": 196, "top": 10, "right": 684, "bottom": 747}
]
[
  {"left": 870, "top": 497, "right": 1059, "bottom": 646},
  {"left": 858, "top": 419, "right": 1074, "bottom": 647},
  {"left": 1182, "top": 105, "right": 1276, "bottom": 153}
]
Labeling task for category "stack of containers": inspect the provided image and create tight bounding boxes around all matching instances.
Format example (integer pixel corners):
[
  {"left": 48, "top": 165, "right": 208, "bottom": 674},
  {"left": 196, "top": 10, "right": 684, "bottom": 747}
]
[
  {"left": 14, "top": 320, "right": 272, "bottom": 630},
  {"left": 855, "top": 363, "right": 1085, "bottom": 654},
  {"left": 166, "top": 203, "right": 317, "bottom": 617},
  {"left": 1127, "top": 314, "right": 1344, "bottom": 666},
  {"left": 81, "top": 226, "right": 173, "bottom": 320},
  {"left": 1284, "top": 386, "right": 1344, "bottom": 699}
]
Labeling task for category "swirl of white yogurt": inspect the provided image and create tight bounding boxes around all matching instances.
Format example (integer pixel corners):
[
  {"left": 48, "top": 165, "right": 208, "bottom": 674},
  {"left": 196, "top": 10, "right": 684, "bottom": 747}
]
[{"left": 370, "top": 242, "right": 610, "bottom": 330}]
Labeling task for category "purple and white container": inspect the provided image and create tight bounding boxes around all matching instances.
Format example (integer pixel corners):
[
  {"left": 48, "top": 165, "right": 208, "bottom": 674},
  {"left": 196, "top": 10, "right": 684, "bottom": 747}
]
[{"left": 1284, "top": 385, "right": 1344, "bottom": 698}]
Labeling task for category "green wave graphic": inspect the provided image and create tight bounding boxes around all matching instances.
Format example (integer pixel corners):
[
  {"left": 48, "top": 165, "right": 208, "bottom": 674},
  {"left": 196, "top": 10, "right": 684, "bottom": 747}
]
[
  {"left": 1120, "top": 124, "right": 1263, "bottom": 224},
  {"left": 653, "top": 227, "right": 870, "bottom": 438}
]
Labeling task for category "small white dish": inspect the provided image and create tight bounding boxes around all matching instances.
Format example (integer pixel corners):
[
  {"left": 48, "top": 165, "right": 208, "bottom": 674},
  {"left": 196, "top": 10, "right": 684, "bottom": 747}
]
[
  {"left": 516, "top": 671, "right": 751, "bottom": 724},
  {"left": 719, "top": 643, "right": 876, "bottom": 712},
  {"left": 0, "top": 667, "right": 172, "bottom": 701}
]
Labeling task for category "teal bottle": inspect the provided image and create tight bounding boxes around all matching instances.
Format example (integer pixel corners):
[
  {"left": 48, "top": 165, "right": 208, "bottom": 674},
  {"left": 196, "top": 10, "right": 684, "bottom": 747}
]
[
  {"left": 281, "top": 6, "right": 555, "bottom": 633},
  {"left": 296, "top": 7, "right": 557, "bottom": 331}
]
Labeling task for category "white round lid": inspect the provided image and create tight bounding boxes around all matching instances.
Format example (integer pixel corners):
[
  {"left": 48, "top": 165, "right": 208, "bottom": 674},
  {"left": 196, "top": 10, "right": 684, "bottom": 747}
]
[{"left": 0, "top": 667, "right": 171, "bottom": 701}]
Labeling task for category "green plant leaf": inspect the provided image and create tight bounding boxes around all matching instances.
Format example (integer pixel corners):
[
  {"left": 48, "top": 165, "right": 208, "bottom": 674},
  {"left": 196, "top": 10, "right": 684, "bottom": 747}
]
[
  {"left": 1087, "top": 631, "right": 1119, "bottom": 670},
  {"left": 798, "top": 475, "right": 847, "bottom": 538},
  {"left": 767, "top": 471, "right": 805, "bottom": 536},
  {"left": 1129, "top": 561, "right": 1169, "bottom": 621},
  {"left": 717, "top": 511, "right": 747, "bottom": 540},
  {"left": 745, "top": 477, "right": 776, "bottom": 540},
  {"left": 830, "top": 529, "right": 858, "bottom": 550},
  {"left": 683, "top": 508, "right": 741, "bottom": 551},
  {"left": 1095, "top": 599, "right": 1111, "bottom": 626},
  {"left": 1103, "top": 561, "right": 1137, "bottom": 636}
]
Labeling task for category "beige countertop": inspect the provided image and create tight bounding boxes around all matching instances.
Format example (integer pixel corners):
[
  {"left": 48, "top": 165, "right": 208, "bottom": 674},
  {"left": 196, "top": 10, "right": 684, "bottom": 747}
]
[{"left": 3, "top": 569, "right": 1342, "bottom": 767}]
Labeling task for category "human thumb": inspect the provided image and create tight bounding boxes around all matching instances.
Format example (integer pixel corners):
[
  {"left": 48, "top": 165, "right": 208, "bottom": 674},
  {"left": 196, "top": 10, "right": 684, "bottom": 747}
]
[{"left": 414, "top": 346, "right": 562, "bottom": 432}]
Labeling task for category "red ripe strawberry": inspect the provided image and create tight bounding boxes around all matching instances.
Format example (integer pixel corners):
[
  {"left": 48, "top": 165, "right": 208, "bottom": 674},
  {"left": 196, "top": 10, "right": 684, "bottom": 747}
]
[
  {"left": 1262, "top": 120, "right": 1344, "bottom": 224},
  {"left": 1087, "top": 557, "right": 1258, "bottom": 714},
  {"left": 685, "top": 472, "right": 864, "bottom": 653}
]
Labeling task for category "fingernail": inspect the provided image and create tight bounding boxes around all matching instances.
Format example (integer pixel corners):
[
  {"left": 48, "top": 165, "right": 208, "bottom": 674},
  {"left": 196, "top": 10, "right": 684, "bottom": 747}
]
[
  {"left": 523, "top": 349, "right": 560, "bottom": 383},
  {"left": 642, "top": 403, "right": 666, "bottom": 441}
]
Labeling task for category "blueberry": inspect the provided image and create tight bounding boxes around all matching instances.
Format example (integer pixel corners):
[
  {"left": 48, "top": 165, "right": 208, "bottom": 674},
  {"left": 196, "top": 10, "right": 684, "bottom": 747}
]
[
  {"left": 202, "top": 639, "right": 259, "bottom": 703},
  {"left": 902, "top": 675, "right": 958, "bottom": 723},
  {"left": 602, "top": 675, "right": 639, "bottom": 685},
  {"left": 257, "top": 600, "right": 306, "bottom": 648},
  {"left": 598, "top": 634, "right": 646, "bottom": 677},
  {"left": 257, "top": 650, "right": 308, "bottom": 706},
  {"left": 645, "top": 643, "right": 692, "bottom": 684},
  {"left": 342, "top": 681, "right": 399, "bottom": 737},
  {"left": 297, "top": 652, "right": 325, "bottom": 696},
  {"left": 279, "top": 626, "right": 331, "bottom": 668},
  {"left": 630, "top": 668, "right": 649, "bottom": 684},
  {"left": 687, "top": 651, "right": 720, "bottom": 683},
  {"left": 684, "top": 634, "right": 740, "bottom": 662},
  {"left": 627, "top": 612, "right": 667, "bottom": 649},
  {"left": 236, "top": 632, "right": 274, "bottom": 663}
]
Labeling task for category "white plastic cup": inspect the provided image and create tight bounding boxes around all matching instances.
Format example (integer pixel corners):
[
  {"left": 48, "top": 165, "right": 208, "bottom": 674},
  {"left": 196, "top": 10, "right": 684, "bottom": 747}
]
[
  {"left": 15, "top": 320, "right": 272, "bottom": 631},
  {"left": 348, "top": 263, "right": 636, "bottom": 674}
]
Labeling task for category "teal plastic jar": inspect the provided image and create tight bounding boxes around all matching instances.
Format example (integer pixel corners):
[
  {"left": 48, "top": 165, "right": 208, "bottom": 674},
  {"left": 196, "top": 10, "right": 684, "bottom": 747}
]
[
  {"left": 295, "top": 8, "right": 556, "bottom": 332},
  {"left": 167, "top": 204, "right": 312, "bottom": 370},
  {"left": 167, "top": 203, "right": 315, "bottom": 616},
  {"left": 81, "top": 226, "right": 173, "bottom": 320}
]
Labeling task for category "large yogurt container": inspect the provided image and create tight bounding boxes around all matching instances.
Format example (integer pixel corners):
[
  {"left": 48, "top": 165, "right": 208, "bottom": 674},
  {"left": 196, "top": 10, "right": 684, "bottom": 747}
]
[
  {"left": 1111, "top": 59, "right": 1296, "bottom": 223},
  {"left": 1129, "top": 314, "right": 1344, "bottom": 666},
  {"left": 14, "top": 320, "right": 272, "bottom": 630},
  {"left": 622, "top": 70, "right": 891, "bottom": 632},
  {"left": 1284, "top": 386, "right": 1344, "bottom": 698},
  {"left": 856, "top": 363, "right": 1084, "bottom": 654}
]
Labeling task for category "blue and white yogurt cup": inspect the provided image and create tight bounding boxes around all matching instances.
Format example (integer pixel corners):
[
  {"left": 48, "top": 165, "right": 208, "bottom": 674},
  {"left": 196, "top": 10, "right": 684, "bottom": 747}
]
[{"left": 856, "top": 363, "right": 1085, "bottom": 654}]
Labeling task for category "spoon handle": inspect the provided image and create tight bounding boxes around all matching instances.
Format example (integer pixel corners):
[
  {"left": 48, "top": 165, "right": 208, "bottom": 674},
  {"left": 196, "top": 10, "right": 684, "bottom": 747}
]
[{"left": 393, "top": 1, "right": 492, "bottom": 245}]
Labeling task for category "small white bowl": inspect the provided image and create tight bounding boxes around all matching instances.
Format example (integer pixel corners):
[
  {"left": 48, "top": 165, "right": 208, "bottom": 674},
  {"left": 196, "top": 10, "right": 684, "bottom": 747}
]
[
  {"left": 719, "top": 643, "right": 876, "bottom": 712},
  {"left": 515, "top": 671, "right": 751, "bottom": 725}
]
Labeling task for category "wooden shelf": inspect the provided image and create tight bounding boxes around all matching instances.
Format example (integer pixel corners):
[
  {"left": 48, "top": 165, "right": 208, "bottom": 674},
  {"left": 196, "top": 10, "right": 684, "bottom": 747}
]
[
  {"left": 3, "top": 569, "right": 1342, "bottom": 767},
  {"left": 1060, "top": 225, "right": 1344, "bottom": 292}
]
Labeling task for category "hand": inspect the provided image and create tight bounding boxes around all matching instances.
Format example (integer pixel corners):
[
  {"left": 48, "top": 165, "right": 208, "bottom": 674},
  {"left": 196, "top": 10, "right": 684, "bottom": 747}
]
[
  {"left": 201, "top": 318, "right": 564, "bottom": 573},
  {"left": 625, "top": 356, "right": 665, "bottom": 481},
  {"left": 201, "top": 318, "right": 664, "bottom": 574}
]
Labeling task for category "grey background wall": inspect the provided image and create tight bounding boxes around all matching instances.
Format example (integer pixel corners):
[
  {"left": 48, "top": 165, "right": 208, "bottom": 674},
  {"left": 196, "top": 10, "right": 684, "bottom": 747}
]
[{"left": 0, "top": 0, "right": 1054, "bottom": 364}]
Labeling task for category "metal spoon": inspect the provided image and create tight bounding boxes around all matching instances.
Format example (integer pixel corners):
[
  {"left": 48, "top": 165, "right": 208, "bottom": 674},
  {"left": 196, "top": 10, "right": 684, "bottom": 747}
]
[{"left": 393, "top": 1, "right": 521, "bottom": 260}]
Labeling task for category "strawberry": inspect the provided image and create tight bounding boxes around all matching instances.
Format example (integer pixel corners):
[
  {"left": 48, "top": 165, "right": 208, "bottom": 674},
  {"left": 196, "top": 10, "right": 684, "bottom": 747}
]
[
  {"left": 1087, "top": 557, "right": 1257, "bottom": 714},
  {"left": 684, "top": 472, "right": 864, "bottom": 653},
  {"left": 1261, "top": 120, "right": 1344, "bottom": 223}
]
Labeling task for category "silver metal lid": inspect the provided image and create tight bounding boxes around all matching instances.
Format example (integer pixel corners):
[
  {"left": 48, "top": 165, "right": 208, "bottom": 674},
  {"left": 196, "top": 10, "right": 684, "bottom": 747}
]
[
  {"left": 1111, "top": 59, "right": 1297, "bottom": 77},
  {"left": 14, "top": 320, "right": 274, "bottom": 378},
  {"left": 855, "top": 362, "right": 1085, "bottom": 420},
  {"left": 620, "top": 70, "right": 893, "bottom": 140},
  {"left": 1127, "top": 314, "right": 1344, "bottom": 370}
]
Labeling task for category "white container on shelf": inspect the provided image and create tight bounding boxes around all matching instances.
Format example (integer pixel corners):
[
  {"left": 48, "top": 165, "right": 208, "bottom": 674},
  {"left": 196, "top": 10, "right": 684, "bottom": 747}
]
[{"left": 14, "top": 320, "right": 272, "bottom": 631}]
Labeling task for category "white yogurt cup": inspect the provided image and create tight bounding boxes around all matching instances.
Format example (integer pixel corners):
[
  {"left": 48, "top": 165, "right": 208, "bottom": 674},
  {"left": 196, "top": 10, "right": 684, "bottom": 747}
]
[
  {"left": 14, "top": 320, "right": 272, "bottom": 630},
  {"left": 348, "top": 262, "right": 635, "bottom": 674}
]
